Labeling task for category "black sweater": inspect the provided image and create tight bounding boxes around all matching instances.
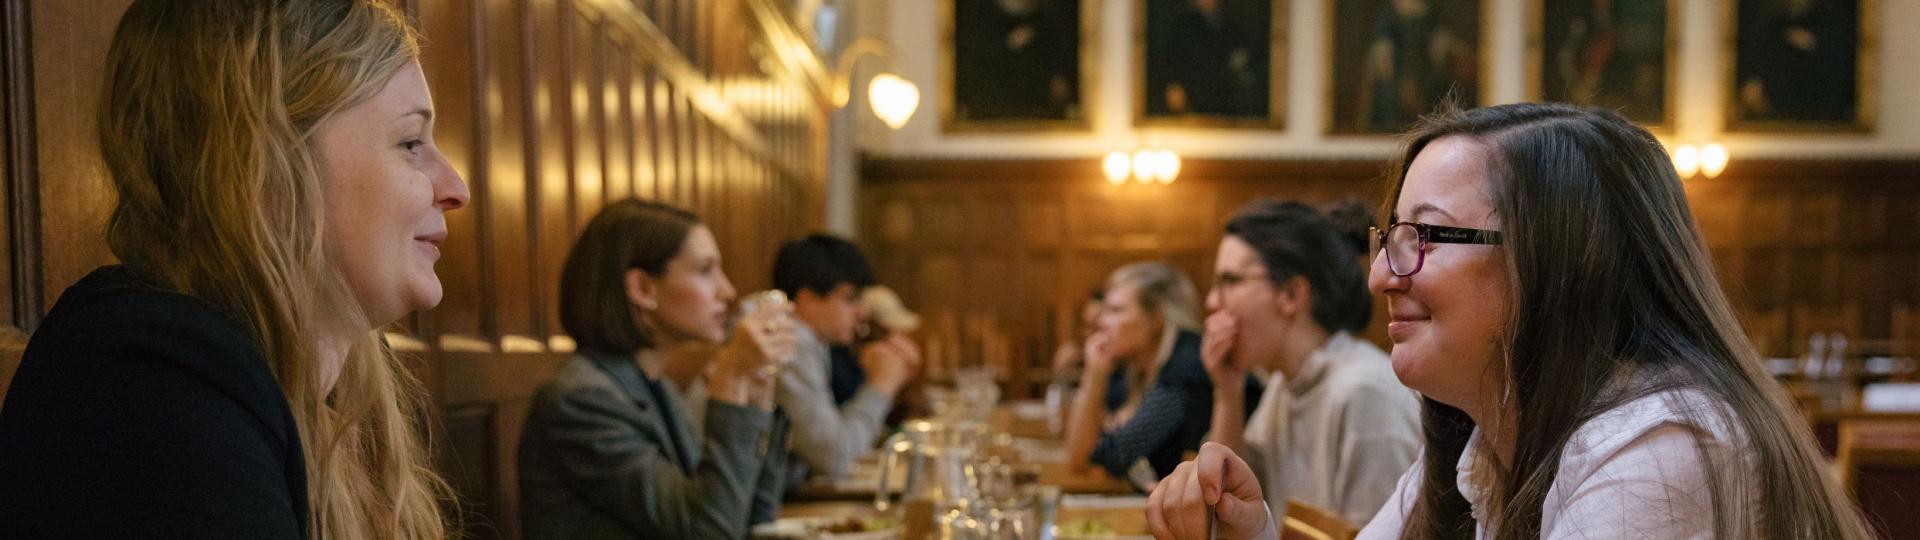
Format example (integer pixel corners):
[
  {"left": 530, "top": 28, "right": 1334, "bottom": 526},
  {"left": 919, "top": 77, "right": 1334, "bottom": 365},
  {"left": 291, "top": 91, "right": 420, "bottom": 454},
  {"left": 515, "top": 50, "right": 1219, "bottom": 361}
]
[{"left": 0, "top": 266, "right": 307, "bottom": 538}]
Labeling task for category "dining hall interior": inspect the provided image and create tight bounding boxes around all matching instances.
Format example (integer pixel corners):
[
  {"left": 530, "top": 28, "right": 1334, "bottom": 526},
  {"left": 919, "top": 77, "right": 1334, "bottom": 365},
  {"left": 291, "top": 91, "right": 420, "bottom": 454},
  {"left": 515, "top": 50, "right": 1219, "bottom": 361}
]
[{"left": 0, "top": 0, "right": 1917, "bottom": 538}]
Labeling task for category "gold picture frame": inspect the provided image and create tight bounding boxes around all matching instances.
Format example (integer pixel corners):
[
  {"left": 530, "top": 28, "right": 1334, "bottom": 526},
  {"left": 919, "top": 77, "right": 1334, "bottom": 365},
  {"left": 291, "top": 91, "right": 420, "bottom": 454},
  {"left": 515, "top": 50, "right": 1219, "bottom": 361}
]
[
  {"left": 1132, "top": 0, "right": 1289, "bottom": 129},
  {"left": 1324, "top": 0, "right": 1492, "bottom": 137},
  {"left": 1725, "top": 0, "right": 1878, "bottom": 133},
  {"left": 942, "top": 0, "right": 1100, "bottom": 132},
  {"left": 1525, "top": 0, "right": 1678, "bottom": 131}
]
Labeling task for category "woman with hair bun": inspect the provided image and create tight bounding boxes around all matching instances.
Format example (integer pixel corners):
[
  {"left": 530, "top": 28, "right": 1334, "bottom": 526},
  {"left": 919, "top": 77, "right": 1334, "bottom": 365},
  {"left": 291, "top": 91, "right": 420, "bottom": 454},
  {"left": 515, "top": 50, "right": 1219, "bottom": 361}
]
[{"left": 1192, "top": 198, "right": 1420, "bottom": 526}]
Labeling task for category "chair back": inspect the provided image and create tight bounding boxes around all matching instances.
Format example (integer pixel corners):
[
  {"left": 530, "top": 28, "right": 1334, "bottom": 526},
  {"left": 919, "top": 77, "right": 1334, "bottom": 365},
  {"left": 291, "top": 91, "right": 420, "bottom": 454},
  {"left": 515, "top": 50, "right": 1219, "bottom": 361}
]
[{"left": 1282, "top": 499, "right": 1354, "bottom": 540}]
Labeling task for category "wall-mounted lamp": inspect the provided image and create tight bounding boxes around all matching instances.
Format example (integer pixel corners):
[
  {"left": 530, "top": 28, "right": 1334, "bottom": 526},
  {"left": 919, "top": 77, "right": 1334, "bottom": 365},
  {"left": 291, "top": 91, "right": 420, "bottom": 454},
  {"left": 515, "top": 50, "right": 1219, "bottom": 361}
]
[
  {"left": 1671, "top": 142, "right": 1729, "bottom": 179},
  {"left": 1103, "top": 149, "right": 1181, "bottom": 185},
  {"left": 832, "top": 38, "right": 918, "bottom": 130}
]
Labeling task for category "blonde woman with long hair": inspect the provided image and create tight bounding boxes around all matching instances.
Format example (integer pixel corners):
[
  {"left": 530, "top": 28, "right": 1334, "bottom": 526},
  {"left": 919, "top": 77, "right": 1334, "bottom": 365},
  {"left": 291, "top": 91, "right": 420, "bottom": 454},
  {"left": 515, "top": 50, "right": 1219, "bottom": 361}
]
[
  {"left": 1064, "top": 261, "right": 1262, "bottom": 489},
  {"left": 0, "top": 1, "right": 463, "bottom": 538}
]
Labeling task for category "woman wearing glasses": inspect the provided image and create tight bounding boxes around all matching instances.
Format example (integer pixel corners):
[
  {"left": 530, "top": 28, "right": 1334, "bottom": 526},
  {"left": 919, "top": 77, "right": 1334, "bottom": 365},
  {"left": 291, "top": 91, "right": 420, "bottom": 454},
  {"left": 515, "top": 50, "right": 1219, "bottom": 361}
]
[
  {"left": 1195, "top": 199, "right": 1420, "bottom": 526},
  {"left": 1147, "top": 103, "right": 1869, "bottom": 539}
]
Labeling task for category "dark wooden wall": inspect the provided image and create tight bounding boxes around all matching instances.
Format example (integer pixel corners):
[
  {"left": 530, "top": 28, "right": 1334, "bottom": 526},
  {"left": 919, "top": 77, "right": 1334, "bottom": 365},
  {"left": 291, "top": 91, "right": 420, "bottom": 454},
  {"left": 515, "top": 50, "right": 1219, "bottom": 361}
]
[
  {"left": 0, "top": 0, "right": 134, "bottom": 402},
  {"left": 407, "top": 1, "right": 830, "bottom": 537},
  {"left": 0, "top": 1, "right": 830, "bottom": 538},
  {"left": 860, "top": 157, "right": 1920, "bottom": 399}
]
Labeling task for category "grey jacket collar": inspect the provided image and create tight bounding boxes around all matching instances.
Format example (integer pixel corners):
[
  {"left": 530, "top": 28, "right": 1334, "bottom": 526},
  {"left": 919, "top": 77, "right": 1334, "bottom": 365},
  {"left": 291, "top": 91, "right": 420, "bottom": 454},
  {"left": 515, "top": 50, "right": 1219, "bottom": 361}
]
[{"left": 584, "top": 350, "right": 700, "bottom": 471}]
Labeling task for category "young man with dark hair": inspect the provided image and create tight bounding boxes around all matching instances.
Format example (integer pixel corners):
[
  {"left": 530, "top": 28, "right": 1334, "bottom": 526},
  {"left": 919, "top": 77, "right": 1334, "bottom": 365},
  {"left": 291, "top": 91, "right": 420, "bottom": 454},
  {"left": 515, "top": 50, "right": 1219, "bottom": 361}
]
[{"left": 770, "top": 234, "right": 922, "bottom": 482}]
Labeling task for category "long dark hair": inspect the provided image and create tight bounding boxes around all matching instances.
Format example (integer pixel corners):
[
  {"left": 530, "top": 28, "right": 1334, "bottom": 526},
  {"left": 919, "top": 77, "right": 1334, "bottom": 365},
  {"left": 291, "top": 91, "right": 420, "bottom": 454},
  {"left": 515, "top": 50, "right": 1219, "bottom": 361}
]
[
  {"left": 1223, "top": 198, "right": 1375, "bottom": 334},
  {"left": 1388, "top": 103, "right": 1869, "bottom": 539}
]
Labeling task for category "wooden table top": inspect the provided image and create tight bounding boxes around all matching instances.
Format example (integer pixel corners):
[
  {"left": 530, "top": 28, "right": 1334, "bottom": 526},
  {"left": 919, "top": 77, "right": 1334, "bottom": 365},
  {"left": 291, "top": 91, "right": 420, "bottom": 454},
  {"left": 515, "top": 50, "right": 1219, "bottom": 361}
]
[
  {"left": 784, "top": 402, "right": 1135, "bottom": 508},
  {"left": 1842, "top": 419, "right": 1920, "bottom": 466},
  {"left": 778, "top": 497, "right": 1152, "bottom": 537}
]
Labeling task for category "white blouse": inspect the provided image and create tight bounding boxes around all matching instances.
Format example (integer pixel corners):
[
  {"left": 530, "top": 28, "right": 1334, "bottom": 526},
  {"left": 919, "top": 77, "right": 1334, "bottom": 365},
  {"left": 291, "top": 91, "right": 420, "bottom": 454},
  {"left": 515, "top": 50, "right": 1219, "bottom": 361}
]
[
  {"left": 1240, "top": 332, "right": 1421, "bottom": 525},
  {"left": 1355, "top": 388, "right": 1750, "bottom": 539}
]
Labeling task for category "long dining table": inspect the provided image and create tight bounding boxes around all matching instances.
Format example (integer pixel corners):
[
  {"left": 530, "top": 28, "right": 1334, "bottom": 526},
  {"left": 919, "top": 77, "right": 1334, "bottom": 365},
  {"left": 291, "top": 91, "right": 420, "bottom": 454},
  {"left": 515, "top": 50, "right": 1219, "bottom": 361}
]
[{"left": 773, "top": 401, "right": 1147, "bottom": 536}]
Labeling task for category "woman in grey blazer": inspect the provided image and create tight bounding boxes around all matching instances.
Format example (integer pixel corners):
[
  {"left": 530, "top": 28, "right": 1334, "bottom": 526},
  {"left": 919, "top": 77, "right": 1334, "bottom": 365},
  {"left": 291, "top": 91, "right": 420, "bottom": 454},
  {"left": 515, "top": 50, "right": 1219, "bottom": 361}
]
[{"left": 519, "top": 199, "right": 797, "bottom": 539}]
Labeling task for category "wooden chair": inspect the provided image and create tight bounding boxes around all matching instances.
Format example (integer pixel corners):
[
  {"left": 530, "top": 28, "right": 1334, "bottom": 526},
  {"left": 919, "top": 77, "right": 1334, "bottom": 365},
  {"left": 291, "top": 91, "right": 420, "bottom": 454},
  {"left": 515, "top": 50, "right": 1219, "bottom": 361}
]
[
  {"left": 1282, "top": 499, "right": 1354, "bottom": 540},
  {"left": 1836, "top": 419, "right": 1920, "bottom": 539}
]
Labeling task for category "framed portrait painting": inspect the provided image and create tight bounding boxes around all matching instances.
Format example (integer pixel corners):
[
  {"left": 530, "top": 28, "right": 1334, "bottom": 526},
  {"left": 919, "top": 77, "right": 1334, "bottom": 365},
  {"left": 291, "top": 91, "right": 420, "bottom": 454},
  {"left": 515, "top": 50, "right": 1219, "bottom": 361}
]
[
  {"left": 1134, "top": 0, "right": 1287, "bottom": 128},
  {"left": 1327, "top": 0, "right": 1487, "bottom": 136},
  {"left": 1530, "top": 0, "right": 1675, "bottom": 128},
  {"left": 944, "top": 0, "right": 1095, "bottom": 131},
  {"left": 1727, "top": 0, "right": 1877, "bottom": 132}
]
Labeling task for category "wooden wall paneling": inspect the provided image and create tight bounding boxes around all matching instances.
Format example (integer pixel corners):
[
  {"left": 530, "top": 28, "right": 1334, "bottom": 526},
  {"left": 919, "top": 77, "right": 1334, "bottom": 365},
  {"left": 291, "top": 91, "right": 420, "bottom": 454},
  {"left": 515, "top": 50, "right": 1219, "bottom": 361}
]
[
  {"left": 653, "top": 0, "right": 675, "bottom": 52},
  {"left": 416, "top": 0, "right": 484, "bottom": 340},
  {"left": 696, "top": 109, "right": 713, "bottom": 219},
  {"left": 682, "top": 0, "right": 699, "bottom": 72},
  {"left": 483, "top": 0, "right": 536, "bottom": 341},
  {"left": 603, "top": 38, "right": 632, "bottom": 203},
  {"left": 416, "top": 1, "right": 493, "bottom": 536},
  {"left": 567, "top": 7, "right": 603, "bottom": 228},
  {"left": 28, "top": 0, "right": 126, "bottom": 314},
  {"left": 741, "top": 144, "right": 761, "bottom": 290},
  {"left": 651, "top": 82, "right": 676, "bottom": 204},
  {"left": 686, "top": 108, "right": 702, "bottom": 215},
  {"left": 705, "top": 0, "right": 719, "bottom": 77},
  {"left": 735, "top": 144, "right": 756, "bottom": 290},
  {"left": 706, "top": 105, "right": 724, "bottom": 219},
  {"left": 628, "top": 60, "right": 652, "bottom": 201},
  {"left": 0, "top": 0, "right": 44, "bottom": 401},
  {"left": 710, "top": 137, "right": 728, "bottom": 268},
  {"left": 659, "top": 85, "right": 678, "bottom": 207},
  {"left": 721, "top": 137, "right": 734, "bottom": 237},
  {"left": 637, "top": 71, "right": 659, "bottom": 200},
  {"left": 1, "top": 1, "right": 21, "bottom": 336},
  {"left": 533, "top": 0, "right": 574, "bottom": 340},
  {"left": 678, "top": 83, "right": 696, "bottom": 209},
  {"left": 748, "top": 159, "right": 770, "bottom": 294}
]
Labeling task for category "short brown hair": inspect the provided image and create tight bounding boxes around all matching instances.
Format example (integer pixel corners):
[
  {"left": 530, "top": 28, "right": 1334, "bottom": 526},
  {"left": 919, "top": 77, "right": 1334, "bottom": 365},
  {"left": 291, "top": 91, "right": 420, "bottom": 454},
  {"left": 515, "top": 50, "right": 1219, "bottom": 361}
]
[{"left": 558, "top": 199, "right": 700, "bottom": 356}]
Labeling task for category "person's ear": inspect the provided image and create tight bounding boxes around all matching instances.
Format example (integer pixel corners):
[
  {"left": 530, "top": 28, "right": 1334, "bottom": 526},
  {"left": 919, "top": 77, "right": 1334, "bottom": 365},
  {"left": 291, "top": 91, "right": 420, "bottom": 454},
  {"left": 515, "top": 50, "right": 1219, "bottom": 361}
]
[
  {"left": 792, "top": 288, "right": 822, "bottom": 310},
  {"left": 625, "top": 269, "right": 660, "bottom": 311},
  {"left": 1271, "top": 275, "right": 1310, "bottom": 318}
]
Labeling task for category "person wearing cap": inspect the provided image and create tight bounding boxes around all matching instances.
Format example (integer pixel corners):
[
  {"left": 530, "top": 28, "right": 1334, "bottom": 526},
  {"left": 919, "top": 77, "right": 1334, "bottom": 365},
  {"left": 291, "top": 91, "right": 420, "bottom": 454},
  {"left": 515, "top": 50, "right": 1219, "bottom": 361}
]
[{"left": 828, "top": 286, "right": 923, "bottom": 407}]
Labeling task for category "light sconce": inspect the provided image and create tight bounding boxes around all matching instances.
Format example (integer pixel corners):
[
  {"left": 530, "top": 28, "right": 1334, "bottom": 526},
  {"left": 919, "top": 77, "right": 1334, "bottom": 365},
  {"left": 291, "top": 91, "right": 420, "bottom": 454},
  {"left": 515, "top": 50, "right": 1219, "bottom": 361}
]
[
  {"left": 866, "top": 74, "right": 919, "bottom": 130},
  {"left": 1700, "top": 143, "right": 1729, "bottom": 178},
  {"left": 833, "top": 38, "right": 918, "bottom": 130},
  {"left": 1104, "top": 152, "right": 1132, "bottom": 185},
  {"left": 1670, "top": 142, "right": 1729, "bottom": 179},
  {"left": 1103, "top": 149, "right": 1181, "bottom": 185}
]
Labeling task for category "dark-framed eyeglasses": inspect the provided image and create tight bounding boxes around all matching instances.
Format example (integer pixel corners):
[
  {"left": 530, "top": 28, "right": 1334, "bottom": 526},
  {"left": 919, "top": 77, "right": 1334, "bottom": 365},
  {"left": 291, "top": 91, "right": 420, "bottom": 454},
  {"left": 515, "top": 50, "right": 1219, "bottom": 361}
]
[{"left": 1369, "top": 222, "right": 1503, "bottom": 277}]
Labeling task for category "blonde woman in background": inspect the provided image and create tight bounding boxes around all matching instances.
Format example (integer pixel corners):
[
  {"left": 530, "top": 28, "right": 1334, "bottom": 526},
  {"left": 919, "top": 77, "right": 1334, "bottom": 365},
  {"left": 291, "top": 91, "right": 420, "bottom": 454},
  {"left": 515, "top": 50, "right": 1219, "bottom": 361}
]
[
  {"left": 0, "top": 1, "right": 461, "bottom": 538},
  {"left": 1065, "top": 262, "right": 1262, "bottom": 488}
]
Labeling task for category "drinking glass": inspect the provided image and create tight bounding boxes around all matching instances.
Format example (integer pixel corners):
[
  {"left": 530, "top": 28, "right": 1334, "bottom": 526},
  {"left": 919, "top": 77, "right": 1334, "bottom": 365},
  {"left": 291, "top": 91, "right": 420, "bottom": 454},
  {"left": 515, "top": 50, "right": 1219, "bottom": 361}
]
[{"left": 737, "top": 290, "right": 793, "bottom": 377}]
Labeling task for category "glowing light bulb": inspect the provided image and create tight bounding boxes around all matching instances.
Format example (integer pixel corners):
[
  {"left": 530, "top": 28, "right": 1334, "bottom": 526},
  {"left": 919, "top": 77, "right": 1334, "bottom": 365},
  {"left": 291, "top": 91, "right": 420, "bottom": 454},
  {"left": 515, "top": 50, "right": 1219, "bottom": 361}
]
[
  {"left": 867, "top": 73, "right": 919, "bottom": 130},
  {"left": 1103, "top": 151, "right": 1131, "bottom": 185}
]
